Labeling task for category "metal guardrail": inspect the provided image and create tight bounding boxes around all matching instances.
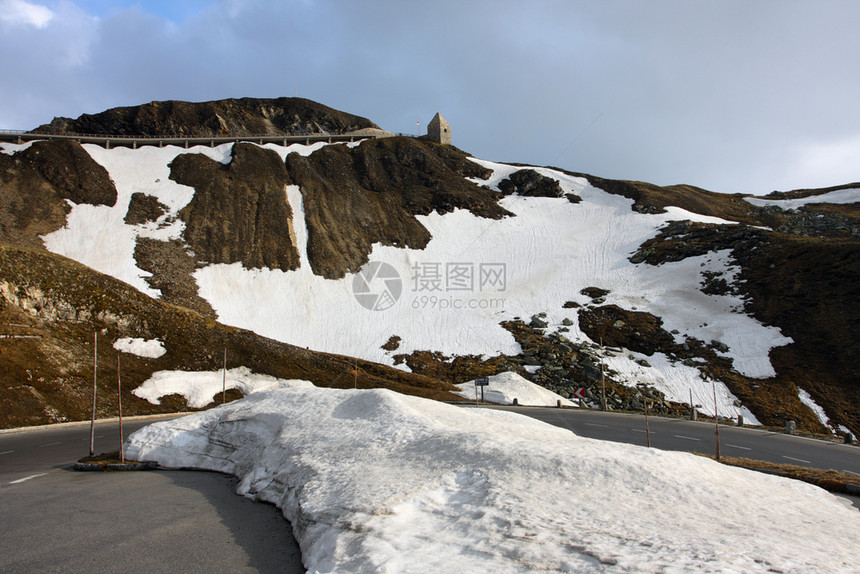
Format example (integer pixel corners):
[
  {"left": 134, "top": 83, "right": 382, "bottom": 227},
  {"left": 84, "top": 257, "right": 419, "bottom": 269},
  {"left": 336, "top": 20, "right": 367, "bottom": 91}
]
[{"left": 0, "top": 129, "right": 385, "bottom": 149}]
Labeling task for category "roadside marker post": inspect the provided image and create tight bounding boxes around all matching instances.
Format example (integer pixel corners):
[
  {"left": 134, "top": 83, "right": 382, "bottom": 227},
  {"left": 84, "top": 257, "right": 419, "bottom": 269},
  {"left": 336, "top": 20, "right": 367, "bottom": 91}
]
[
  {"left": 222, "top": 349, "right": 227, "bottom": 405},
  {"left": 90, "top": 332, "right": 98, "bottom": 457},
  {"left": 713, "top": 381, "right": 721, "bottom": 462},
  {"left": 475, "top": 377, "right": 489, "bottom": 404},
  {"left": 644, "top": 399, "right": 652, "bottom": 448},
  {"left": 117, "top": 355, "right": 124, "bottom": 462}
]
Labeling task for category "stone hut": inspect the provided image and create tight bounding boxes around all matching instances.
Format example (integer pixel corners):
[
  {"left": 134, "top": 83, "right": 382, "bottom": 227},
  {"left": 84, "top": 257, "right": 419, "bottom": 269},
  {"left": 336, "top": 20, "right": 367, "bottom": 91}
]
[{"left": 427, "top": 113, "right": 451, "bottom": 145}]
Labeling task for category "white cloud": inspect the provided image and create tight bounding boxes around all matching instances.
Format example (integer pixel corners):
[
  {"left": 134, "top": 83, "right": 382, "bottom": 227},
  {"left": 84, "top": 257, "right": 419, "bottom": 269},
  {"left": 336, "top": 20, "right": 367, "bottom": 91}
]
[
  {"left": 1, "top": 0, "right": 859, "bottom": 193},
  {"left": 0, "top": 0, "right": 54, "bottom": 28}
]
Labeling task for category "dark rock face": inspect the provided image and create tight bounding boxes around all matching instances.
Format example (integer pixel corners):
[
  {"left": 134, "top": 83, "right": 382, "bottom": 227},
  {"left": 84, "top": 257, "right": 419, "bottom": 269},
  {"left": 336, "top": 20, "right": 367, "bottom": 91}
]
[
  {"left": 35, "top": 97, "right": 380, "bottom": 137},
  {"left": 284, "top": 137, "right": 507, "bottom": 278},
  {"left": 133, "top": 237, "right": 216, "bottom": 319},
  {"left": 170, "top": 143, "right": 300, "bottom": 272},
  {"left": 499, "top": 169, "right": 564, "bottom": 198},
  {"left": 629, "top": 220, "right": 766, "bottom": 265},
  {"left": 0, "top": 140, "right": 116, "bottom": 248},
  {"left": 124, "top": 192, "right": 169, "bottom": 225},
  {"left": 578, "top": 305, "right": 676, "bottom": 356}
]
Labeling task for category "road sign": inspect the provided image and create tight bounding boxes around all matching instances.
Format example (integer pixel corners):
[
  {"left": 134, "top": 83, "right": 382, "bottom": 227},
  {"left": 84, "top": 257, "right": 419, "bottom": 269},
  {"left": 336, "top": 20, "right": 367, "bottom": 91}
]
[
  {"left": 475, "top": 377, "right": 489, "bottom": 386},
  {"left": 572, "top": 388, "right": 586, "bottom": 399}
]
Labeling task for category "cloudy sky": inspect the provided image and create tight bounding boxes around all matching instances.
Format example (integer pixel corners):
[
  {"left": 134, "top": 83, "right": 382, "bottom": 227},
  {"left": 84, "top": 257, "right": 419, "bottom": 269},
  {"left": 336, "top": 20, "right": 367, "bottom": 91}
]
[{"left": 2, "top": 0, "right": 859, "bottom": 194}]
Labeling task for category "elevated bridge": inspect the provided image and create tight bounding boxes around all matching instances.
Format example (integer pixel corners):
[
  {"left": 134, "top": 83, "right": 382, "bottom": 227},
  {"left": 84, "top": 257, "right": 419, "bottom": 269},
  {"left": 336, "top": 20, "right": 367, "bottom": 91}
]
[{"left": 0, "top": 129, "right": 384, "bottom": 149}]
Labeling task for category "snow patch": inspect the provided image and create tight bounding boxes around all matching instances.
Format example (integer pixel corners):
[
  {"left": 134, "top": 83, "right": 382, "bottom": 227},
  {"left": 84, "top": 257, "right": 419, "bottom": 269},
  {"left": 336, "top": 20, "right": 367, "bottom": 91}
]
[
  {"left": 112, "top": 337, "right": 166, "bottom": 359},
  {"left": 745, "top": 188, "right": 860, "bottom": 210},
  {"left": 453, "top": 371, "right": 575, "bottom": 406},
  {"left": 798, "top": 388, "right": 832, "bottom": 430},
  {"left": 604, "top": 351, "right": 760, "bottom": 423},
  {"left": 132, "top": 367, "right": 314, "bottom": 408}
]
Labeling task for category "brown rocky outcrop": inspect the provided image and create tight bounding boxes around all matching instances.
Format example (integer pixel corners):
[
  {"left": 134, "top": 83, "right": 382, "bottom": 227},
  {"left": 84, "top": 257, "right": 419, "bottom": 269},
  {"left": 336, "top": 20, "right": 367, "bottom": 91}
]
[
  {"left": 0, "top": 140, "right": 116, "bottom": 248},
  {"left": 124, "top": 192, "right": 169, "bottom": 225},
  {"left": 170, "top": 143, "right": 300, "bottom": 272},
  {"left": 284, "top": 137, "right": 508, "bottom": 278}
]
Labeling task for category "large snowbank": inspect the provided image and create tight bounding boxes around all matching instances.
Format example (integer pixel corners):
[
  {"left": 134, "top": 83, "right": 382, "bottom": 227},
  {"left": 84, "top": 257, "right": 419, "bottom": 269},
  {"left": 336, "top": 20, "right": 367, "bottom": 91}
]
[
  {"left": 126, "top": 387, "right": 860, "bottom": 573},
  {"left": 453, "top": 371, "right": 575, "bottom": 406}
]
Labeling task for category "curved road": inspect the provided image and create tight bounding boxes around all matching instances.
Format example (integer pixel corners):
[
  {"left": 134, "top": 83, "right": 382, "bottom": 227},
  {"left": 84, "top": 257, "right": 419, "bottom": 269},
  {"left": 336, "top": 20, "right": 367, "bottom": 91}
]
[
  {"left": 490, "top": 405, "right": 860, "bottom": 475},
  {"left": 0, "top": 419, "right": 304, "bottom": 574}
]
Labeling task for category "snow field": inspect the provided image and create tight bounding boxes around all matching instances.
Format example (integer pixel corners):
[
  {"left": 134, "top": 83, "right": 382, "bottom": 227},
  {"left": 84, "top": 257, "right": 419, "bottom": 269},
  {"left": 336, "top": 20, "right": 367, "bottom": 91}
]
[
  {"left": 37, "top": 142, "right": 795, "bottom": 419},
  {"left": 126, "top": 387, "right": 860, "bottom": 573}
]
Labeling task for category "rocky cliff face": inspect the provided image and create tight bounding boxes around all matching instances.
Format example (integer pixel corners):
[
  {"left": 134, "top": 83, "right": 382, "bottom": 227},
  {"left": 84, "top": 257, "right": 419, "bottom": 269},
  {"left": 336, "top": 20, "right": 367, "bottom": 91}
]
[
  {"left": 34, "top": 97, "right": 381, "bottom": 136},
  {"left": 172, "top": 143, "right": 301, "bottom": 272}
]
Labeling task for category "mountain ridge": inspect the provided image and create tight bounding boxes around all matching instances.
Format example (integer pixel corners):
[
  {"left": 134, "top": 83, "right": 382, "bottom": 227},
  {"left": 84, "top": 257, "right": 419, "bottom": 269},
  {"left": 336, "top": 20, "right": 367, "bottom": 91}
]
[{"left": 33, "top": 97, "right": 382, "bottom": 137}]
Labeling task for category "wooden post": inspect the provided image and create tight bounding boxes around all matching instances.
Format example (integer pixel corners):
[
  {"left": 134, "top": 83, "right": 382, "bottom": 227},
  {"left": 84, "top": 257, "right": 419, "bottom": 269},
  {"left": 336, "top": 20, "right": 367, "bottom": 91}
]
[
  {"left": 221, "top": 348, "right": 227, "bottom": 405},
  {"left": 689, "top": 388, "right": 696, "bottom": 420},
  {"left": 600, "top": 337, "right": 607, "bottom": 412},
  {"left": 645, "top": 399, "right": 651, "bottom": 447},
  {"left": 89, "top": 332, "right": 97, "bottom": 456},
  {"left": 713, "top": 381, "right": 721, "bottom": 462},
  {"left": 117, "top": 355, "right": 124, "bottom": 462},
  {"left": 354, "top": 358, "right": 358, "bottom": 389}
]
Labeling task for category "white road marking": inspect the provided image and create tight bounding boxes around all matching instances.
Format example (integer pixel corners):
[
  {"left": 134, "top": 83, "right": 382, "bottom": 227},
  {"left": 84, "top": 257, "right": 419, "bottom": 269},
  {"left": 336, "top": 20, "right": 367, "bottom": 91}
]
[
  {"left": 726, "top": 444, "right": 751, "bottom": 451},
  {"left": 9, "top": 473, "right": 47, "bottom": 484},
  {"left": 40, "top": 442, "right": 62, "bottom": 447},
  {"left": 632, "top": 429, "right": 646, "bottom": 433},
  {"left": 674, "top": 435, "right": 701, "bottom": 441},
  {"left": 782, "top": 456, "right": 811, "bottom": 464},
  {"left": 0, "top": 450, "right": 13, "bottom": 455},
  {"left": 584, "top": 423, "right": 608, "bottom": 428}
]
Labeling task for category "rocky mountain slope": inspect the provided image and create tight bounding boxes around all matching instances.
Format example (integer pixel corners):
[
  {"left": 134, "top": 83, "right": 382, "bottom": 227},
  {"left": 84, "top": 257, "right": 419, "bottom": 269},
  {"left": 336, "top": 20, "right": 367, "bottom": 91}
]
[
  {"left": 0, "top": 244, "right": 457, "bottom": 428},
  {"left": 1, "top": 98, "right": 857, "bottom": 435}
]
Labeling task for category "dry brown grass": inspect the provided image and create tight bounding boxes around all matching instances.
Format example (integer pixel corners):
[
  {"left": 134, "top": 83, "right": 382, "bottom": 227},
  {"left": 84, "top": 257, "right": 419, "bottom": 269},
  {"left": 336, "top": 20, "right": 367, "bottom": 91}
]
[{"left": 696, "top": 453, "right": 860, "bottom": 493}]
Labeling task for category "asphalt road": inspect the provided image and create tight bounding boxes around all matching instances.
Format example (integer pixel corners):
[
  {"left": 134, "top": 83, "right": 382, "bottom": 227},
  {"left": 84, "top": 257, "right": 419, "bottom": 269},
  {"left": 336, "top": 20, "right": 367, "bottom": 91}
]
[
  {"left": 489, "top": 405, "right": 860, "bottom": 475},
  {"left": 0, "top": 418, "right": 304, "bottom": 574}
]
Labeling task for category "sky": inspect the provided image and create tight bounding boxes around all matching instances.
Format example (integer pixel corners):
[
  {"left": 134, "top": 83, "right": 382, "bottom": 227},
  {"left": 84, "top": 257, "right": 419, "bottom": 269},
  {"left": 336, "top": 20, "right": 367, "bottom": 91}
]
[{"left": 1, "top": 0, "right": 859, "bottom": 194}]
